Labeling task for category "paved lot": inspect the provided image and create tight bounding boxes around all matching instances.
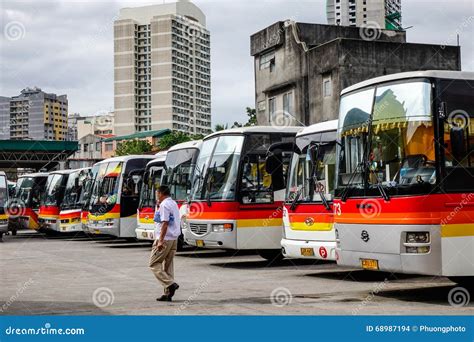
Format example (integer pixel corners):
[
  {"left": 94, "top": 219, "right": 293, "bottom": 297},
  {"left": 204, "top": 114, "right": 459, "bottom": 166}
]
[{"left": 0, "top": 231, "right": 472, "bottom": 315}]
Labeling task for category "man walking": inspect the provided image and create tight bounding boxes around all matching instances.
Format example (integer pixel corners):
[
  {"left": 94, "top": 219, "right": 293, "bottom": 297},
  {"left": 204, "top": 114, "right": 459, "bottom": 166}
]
[{"left": 149, "top": 185, "right": 181, "bottom": 302}]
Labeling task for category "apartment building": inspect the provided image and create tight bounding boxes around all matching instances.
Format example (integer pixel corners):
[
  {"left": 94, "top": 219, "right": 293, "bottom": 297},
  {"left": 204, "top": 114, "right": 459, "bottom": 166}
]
[
  {"left": 114, "top": 0, "right": 211, "bottom": 136},
  {"left": 0, "top": 87, "right": 68, "bottom": 141},
  {"left": 327, "top": 0, "right": 402, "bottom": 29}
]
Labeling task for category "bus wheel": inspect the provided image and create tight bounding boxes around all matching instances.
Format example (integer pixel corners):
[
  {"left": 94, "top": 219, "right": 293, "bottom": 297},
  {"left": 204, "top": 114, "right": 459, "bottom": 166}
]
[
  {"left": 0, "top": 232, "right": 3, "bottom": 241},
  {"left": 11, "top": 229, "right": 17, "bottom": 236},
  {"left": 449, "top": 277, "right": 474, "bottom": 290},
  {"left": 257, "top": 249, "right": 284, "bottom": 262},
  {"left": 125, "top": 237, "right": 137, "bottom": 242}
]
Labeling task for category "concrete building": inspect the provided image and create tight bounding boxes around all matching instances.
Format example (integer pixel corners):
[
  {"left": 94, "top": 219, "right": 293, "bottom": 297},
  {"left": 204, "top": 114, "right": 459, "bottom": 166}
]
[
  {"left": 114, "top": 0, "right": 211, "bottom": 136},
  {"left": 0, "top": 87, "right": 68, "bottom": 141},
  {"left": 67, "top": 113, "right": 81, "bottom": 141},
  {"left": 76, "top": 112, "right": 115, "bottom": 140},
  {"left": 327, "top": 0, "right": 402, "bottom": 29},
  {"left": 67, "top": 134, "right": 108, "bottom": 169},
  {"left": 250, "top": 21, "right": 461, "bottom": 126}
]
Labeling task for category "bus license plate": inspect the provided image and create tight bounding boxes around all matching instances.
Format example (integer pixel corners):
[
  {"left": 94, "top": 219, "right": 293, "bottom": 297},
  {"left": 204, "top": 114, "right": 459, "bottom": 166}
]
[
  {"left": 361, "top": 259, "right": 379, "bottom": 270},
  {"left": 142, "top": 232, "right": 147, "bottom": 238},
  {"left": 300, "top": 248, "right": 315, "bottom": 257},
  {"left": 196, "top": 240, "right": 204, "bottom": 247},
  {"left": 94, "top": 229, "right": 101, "bottom": 234}
]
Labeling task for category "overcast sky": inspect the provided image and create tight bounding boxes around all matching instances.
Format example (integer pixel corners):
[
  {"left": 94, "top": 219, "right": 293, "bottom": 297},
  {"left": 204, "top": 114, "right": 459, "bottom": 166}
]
[{"left": 1, "top": 0, "right": 473, "bottom": 127}]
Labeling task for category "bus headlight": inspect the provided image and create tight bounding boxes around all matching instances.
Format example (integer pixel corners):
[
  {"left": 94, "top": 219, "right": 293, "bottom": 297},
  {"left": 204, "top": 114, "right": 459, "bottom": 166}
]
[
  {"left": 181, "top": 217, "right": 188, "bottom": 231},
  {"left": 212, "top": 223, "right": 233, "bottom": 232},
  {"left": 406, "top": 246, "right": 430, "bottom": 254},
  {"left": 406, "top": 232, "right": 430, "bottom": 243},
  {"left": 105, "top": 218, "right": 114, "bottom": 227}
]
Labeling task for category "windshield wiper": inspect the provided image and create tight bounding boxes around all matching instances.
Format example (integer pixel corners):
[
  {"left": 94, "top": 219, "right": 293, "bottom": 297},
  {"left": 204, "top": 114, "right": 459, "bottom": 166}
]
[
  {"left": 206, "top": 162, "right": 216, "bottom": 207},
  {"left": 340, "top": 161, "right": 365, "bottom": 202},
  {"left": 313, "top": 178, "right": 331, "bottom": 211},
  {"left": 290, "top": 187, "right": 302, "bottom": 210},
  {"left": 370, "top": 169, "right": 390, "bottom": 201}
]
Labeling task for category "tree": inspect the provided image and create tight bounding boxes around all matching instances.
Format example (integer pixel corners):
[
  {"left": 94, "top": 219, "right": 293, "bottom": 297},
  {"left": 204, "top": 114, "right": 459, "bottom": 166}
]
[
  {"left": 245, "top": 107, "right": 257, "bottom": 126},
  {"left": 158, "top": 131, "right": 192, "bottom": 150},
  {"left": 115, "top": 139, "right": 152, "bottom": 156},
  {"left": 214, "top": 124, "right": 227, "bottom": 132}
]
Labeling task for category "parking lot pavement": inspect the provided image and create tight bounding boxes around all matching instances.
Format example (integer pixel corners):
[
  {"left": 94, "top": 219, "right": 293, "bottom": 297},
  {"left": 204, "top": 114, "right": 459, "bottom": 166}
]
[{"left": 0, "top": 231, "right": 472, "bottom": 316}]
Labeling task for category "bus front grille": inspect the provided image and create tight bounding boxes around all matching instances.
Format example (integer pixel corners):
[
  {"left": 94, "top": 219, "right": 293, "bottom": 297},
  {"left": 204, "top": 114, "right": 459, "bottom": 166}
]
[{"left": 189, "top": 223, "right": 208, "bottom": 236}]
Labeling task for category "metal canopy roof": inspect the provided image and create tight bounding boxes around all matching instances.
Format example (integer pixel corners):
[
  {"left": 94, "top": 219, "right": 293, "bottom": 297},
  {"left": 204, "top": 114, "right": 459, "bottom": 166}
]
[
  {"left": 0, "top": 140, "right": 78, "bottom": 170},
  {"left": 103, "top": 129, "right": 171, "bottom": 142}
]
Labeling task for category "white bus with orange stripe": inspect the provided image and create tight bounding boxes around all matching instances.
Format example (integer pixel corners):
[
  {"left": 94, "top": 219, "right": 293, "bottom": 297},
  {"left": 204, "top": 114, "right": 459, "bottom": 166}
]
[
  {"left": 136, "top": 152, "right": 167, "bottom": 241},
  {"left": 333, "top": 71, "right": 474, "bottom": 286},
  {"left": 87, "top": 155, "right": 155, "bottom": 238},
  {"left": 183, "top": 126, "right": 299, "bottom": 260},
  {"left": 282, "top": 120, "right": 338, "bottom": 260},
  {"left": 56, "top": 168, "right": 91, "bottom": 233}
]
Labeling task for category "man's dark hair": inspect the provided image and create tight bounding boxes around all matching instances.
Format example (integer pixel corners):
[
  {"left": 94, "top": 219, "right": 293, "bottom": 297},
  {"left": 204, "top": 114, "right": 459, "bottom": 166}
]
[{"left": 157, "top": 185, "right": 171, "bottom": 196}]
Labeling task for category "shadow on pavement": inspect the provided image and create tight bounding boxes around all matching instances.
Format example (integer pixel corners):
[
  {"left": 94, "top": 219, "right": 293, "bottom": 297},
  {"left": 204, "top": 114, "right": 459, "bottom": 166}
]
[
  {"left": 305, "top": 270, "right": 422, "bottom": 282},
  {"left": 377, "top": 285, "right": 472, "bottom": 306},
  {"left": 0, "top": 301, "right": 112, "bottom": 316},
  {"left": 211, "top": 258, "right": 333, "bottom": 269}
]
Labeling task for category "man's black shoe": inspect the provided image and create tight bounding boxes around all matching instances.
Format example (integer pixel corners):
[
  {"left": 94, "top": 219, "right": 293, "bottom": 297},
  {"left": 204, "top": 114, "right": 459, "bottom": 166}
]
[
  {"left": 167, "top": 283, "right": 179, "bottom": 298},
  {"left": 156, "top": 295, "right": 171, "bottom": 302}
]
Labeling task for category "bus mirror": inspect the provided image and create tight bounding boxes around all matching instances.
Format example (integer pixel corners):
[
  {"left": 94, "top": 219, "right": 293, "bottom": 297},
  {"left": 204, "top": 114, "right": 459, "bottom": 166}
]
[
  {"left": 265, "top": 153, "right": 280, "bottom": 174},
  {"left": 450, "top": 126, "right": 466, "bottom": 162}
]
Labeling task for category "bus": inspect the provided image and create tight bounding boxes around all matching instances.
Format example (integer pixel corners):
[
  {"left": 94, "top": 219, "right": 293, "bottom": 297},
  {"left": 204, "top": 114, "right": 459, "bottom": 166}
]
[
  {"left": 136, "top": 152, "right": 167, "bottom": 241},
  {"left": 8, "top": 172, "right": 48, "bottom": 233},
  {"left": 183, "top": 126, "right": 300, "bottom": 260},
  {"left": 38, "top": 170, "right": 74, "bottom": 232},
  {"left": 282, "top": 120, "right": 338, "bottom": 260},
  {"left": 80, "top": 166, "right": 99, "bottom": 231},
  {"left": 55, "top": 168, "right": 91, "bottom": 233},
  {"left": 136, "top": 140, "right": 202, "bottom": 247},
  {"left": 333, "top": 71, "right": 474, "bottom": 285},
  {"left": 0, "top": 172, "right": 8, "bottom": 240},
  {"left": 87, "top": 155, "right": 155, "bottom": 238}
]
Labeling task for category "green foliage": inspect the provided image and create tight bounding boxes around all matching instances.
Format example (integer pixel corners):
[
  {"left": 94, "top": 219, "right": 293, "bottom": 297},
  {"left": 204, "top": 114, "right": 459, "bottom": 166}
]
[
  {"left": 115, "top": 139, "right": 152, "bottom": 156},
  {"left": 158, "top": 131, "right": 193, "bottom": 150},
  {"left": 214, "top": 124, "right": 227, "bottom": 132},
  {"left": 245, "top": 107, "right": 257, "bottom": 126}
]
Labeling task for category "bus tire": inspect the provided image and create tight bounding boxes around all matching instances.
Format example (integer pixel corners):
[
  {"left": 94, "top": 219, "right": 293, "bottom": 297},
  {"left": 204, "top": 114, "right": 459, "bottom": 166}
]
[
  {"left": 177, "top": 234, "right": 185, "bottom": 251},
  {"left": 257, "top": 249, "right": 284, "bottom": 262},
  {"left": 11, "top": 229, "right": 17, "bottom": 236},
  {"left": 125, "top": 237, "right": 137, "bottom": 242},
  {"left": 449, "top": 277, "right": 474, "bottom": 289}
]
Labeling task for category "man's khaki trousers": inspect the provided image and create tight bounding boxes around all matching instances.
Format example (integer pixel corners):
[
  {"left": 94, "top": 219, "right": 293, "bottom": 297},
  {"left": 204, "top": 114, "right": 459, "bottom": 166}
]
[{"left": 149, "top": 239, "right": 178, "bottom": 294}]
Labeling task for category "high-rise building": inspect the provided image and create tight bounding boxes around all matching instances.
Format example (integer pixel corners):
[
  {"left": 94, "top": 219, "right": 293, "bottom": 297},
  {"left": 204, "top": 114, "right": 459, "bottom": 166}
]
[
  {"left": 327, "top": 0, "right": 402, "bottom": 29},
  {"left": 114, "top": 0, "right": 211, "bottom": 136},
  {"left": 0, "top": 87, "right": 68, "bottom": 141}
]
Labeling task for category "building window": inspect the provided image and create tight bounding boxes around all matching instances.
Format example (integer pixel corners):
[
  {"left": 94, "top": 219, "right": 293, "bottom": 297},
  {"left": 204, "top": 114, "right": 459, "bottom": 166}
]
[
  {"left": 283, "top": 92, "right": 293, "bottom": 116},
  {"left": 83, "top": 143, "right": 88, "bottom": 152},
  {"left": 257, "top": 100, "right": 266, "bottom": 113},
  {"left": 268, "top": 97, "right": 276, "bottom": 122},
  {"left": 259, "top": 50, "right": 275, "bottom": 71},
  {"left": 96, "top": 142, "right": 101, "bottom": 151},
  {"left": 323, "top": 76, "right": 332, "bottom": 97},
  {"left": 105, "top": 143, "right": 113, "bottom": 152}
]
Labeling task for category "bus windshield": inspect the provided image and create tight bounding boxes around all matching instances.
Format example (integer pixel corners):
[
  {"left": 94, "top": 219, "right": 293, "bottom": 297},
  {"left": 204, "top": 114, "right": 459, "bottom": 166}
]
[
  {"left": 191, "top": 135, "right": 244, "bottom": 201},
  {"left": 139, "top": 164, "right": 164, "bottom": 209},
  {"left": 287, "top": 132, "right": 336, "bottom": 203},
  {"left": 61, "top": 169, "right": 89, "bottom": 210},
  {"left": 162, "top": 148, "right": 198, "bottom": 201},
  {"left": 90, "top": 162, "right": 122, "bottom": 212},
  {"left": 44, "top": 174, "right": 66, "bottom": 206},
  {"left": 80, "top": 166, "right": 98, "bottom": 210},
  {"left": 336, "top": 79, "right": 434, "bottom": 197},
  {"left": 15, "top": 176, "right": 45, "bottom": 209}
]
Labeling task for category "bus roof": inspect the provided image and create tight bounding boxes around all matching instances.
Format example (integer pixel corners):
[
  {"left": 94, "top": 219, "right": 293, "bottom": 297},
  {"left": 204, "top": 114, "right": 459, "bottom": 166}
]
[
  {"left": 341, "top": 70, "right": 474, "bottom": 96},
  {"left": 297, "top": 120, "right": 338, "bottom": 137},
  {"left": 0, "top": 171, "right": 5, "bottom": 177},
  {"left": 147, "top": 152, "right": 167, "bottom": 168},
  {"left": 205, "top": 126, "right": 301, "bottom": 140},
  {"left": 48, "top": 169, "right": 77, "bottom": 175},
  {"left": 18, "top": 172, "right": 49, "bottom": 178},
  {"left": 168, "top": 139, "right": 202, "bottom": 152},
  {"left": 95, "top": 155, "right": 156, "bottom": 165}
]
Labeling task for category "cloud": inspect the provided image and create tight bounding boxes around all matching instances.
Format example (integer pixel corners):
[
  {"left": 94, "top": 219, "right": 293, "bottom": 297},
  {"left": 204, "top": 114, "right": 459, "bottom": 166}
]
[{"left": 1, "top": 0, "right": 472, "bottom": 127}]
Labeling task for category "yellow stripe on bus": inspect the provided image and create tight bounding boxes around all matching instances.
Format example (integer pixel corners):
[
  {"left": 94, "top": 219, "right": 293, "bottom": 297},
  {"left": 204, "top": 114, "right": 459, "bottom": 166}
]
[
  {"left": 441, "top": 223, "right": 474, "bottom": 238},
  {"left": 89, "top": 213, "right": 121, "bottom": 221},
  {"left": 0, "top": 214, "right": 7, "bottom": 220},
  {"left": 237, "top": 218, "right": 283, "bottom": 228},
  {"left": 290, "top": 222, "right": 333, "bottom": 231}
]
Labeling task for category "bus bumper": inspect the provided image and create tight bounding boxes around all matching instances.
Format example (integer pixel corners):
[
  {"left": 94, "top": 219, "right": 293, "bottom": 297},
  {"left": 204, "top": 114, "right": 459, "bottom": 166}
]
[
  {"left": 335, "top": 223, "right": 442, "bottom": 276},
  {"left": 281, "top": 238, "right": 336, "bottom": 261},
  {"left": 87, "top": 219, "right": 120, "bottom": 237},
  {"left": 38, "top": 217, "right": 59, "bottom": 232},
  {"left": 0, "top": 223, "right": 8, "bottom": 234},
  {"left": 56, "top": 222, "right": 83, "bottom": 233},
  {"left": 136, "top": 228, "right": 155, "bottom": 241},
  {"left": 184, "top": 220, "right": 237, "bottom": 249}
]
